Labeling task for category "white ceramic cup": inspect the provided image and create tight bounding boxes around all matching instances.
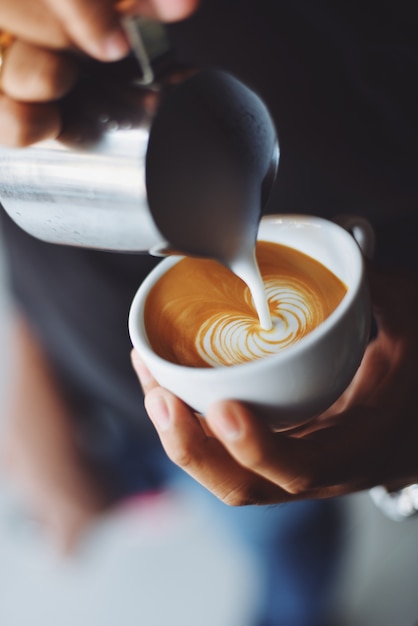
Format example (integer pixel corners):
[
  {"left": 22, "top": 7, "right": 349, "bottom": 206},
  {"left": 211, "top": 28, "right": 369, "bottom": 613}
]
[{"left": 129, "top": 214, "right": 372, "bottom": 429}]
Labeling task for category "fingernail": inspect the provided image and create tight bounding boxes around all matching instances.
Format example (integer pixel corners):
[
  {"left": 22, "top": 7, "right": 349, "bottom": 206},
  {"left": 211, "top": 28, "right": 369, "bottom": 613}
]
[
  {"left": 146, "top": 392, "right": 171, "bottom": 431},
  {"left": 131, "top": 351, "right": 153, "bottom": 385},
  {"left": 211, "top": 405, "right": 243, "bottom": 441},
  {"left": 99, "top": 30, "right": 130, "bottom": 61},
  {"left": 148, "top": 0, "right": 198, "bottom": 21}
]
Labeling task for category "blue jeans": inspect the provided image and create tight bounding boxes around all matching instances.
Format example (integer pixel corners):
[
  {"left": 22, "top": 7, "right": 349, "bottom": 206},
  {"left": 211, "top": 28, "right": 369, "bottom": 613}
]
[
  {"left": 174, "top": 472, "right": 343, "bottom": 626},
  {"left": 83, "top": 408, "right": 345, "bottom": 626}
]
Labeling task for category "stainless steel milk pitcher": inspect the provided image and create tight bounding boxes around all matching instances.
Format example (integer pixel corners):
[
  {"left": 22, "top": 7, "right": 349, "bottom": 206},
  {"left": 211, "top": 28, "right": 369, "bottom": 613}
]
[{"left": 0, "top": 19, "right": 278, "bottom": 259}]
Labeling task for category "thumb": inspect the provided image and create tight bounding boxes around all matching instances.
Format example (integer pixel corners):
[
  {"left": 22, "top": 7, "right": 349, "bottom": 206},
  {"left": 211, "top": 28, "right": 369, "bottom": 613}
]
[{"left": 121, "top": 0, "right": 200, "bottom": 22}]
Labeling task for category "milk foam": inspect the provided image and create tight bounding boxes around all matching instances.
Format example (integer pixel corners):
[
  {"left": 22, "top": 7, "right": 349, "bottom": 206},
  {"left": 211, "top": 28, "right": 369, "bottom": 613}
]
[
  {"left": 196, "top": 278, "right": 317, "bottom": 366},
  {"left": 144, "top": 241, "right": 347, "bottom": 368}
]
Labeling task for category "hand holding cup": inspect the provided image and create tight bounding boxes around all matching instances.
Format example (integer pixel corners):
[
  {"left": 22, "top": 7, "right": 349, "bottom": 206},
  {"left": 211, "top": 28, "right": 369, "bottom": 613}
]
[
  {"left": 129, "top": 214, "right": 372, "bottom": 430},
  {"left": 132, "top": 260, "right": 418, "bottom": 505}
]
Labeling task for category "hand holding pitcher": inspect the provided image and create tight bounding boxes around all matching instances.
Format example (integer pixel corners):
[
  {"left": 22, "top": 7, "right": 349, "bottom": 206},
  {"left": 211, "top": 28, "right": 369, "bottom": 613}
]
[{"left": 0, "top": 0, "right": 199, "bottom": 146}]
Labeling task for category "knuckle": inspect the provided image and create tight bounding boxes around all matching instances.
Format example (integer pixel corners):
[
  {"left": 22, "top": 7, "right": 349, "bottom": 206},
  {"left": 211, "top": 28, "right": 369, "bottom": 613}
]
[
  {"left": 222, "top": 492, "right": 248, "bottom": 507},
  {"left": 221, "top": 482, "right": 274, "bottom": 507},
  {"left": 167, "top": 442, "right": 197, "bottom": 470},
  {"left": 240, "top": 445, "right": 273, "bottom": 475},
  {"left": 30, "top": 62, "right": 61, "bottom": 101},
  {"left": 4, "top": 43, "right": 76, "bottom": 102},
  {"left": 221, "top": 485, "right": 250, "bottom": 507},
  {"left": 283, "top": 471, "right": 319, "bottom": 495},
  {"left": 39, "top": 55, "right": 77, "bottom": 100},
  {"left": 0, "top": 97, "right": 60, "bottom": 147},
  {"left": 0, "top": 101, "right": 31, "bottom": 146}
]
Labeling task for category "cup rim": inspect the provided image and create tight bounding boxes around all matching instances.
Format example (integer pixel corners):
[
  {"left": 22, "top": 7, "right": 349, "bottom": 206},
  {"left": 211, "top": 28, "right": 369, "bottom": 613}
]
[{"left": 128, "top": 214, "right": 366, "bottom": 378}]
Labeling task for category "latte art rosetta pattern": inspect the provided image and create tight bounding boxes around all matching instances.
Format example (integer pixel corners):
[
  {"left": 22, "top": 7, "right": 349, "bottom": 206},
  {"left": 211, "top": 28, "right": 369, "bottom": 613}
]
[
  {"left": 144, "top": 241, "right": 347, "bottom": 368},
  {"left": 196, "top": 278, "right": 323, "bottom": 366}
]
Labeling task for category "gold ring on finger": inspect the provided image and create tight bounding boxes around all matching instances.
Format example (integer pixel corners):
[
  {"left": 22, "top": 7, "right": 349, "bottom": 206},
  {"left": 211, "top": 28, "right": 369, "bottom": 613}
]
[{"left": 0, "top": 31, "right": 15, "bottom": 76}]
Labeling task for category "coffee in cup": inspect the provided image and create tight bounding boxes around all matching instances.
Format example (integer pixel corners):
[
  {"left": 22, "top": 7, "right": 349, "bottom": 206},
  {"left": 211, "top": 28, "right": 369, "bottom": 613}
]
[
  {"left": 144, "top": 241, "right": 347, "bottom": 368},
  {"left": 129, "top": 215, "right": 371, "bottom": 429}
]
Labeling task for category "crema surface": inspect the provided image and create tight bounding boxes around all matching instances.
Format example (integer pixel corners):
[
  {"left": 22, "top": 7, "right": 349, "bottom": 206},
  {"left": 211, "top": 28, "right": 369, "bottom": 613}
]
[{"left": 144, "top": 241, "right": 347, "bottom": 368}]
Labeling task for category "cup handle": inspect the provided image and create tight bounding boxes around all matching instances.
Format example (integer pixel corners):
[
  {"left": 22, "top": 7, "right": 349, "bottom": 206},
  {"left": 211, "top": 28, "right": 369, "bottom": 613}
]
[{"left": 333, "top": 214, "right": 376, "bottom": 259}]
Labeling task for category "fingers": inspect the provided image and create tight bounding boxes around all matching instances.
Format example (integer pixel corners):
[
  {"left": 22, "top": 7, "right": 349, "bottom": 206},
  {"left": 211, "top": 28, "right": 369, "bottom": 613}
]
[
  {"left": 131, "top": 351, "right": 291, "bottom": 504},
  {"left": 0, "top": 39, "right": 77, "bottom": 147},
  {"left": 129, "top": 266, "right": 418, "bottom": 507},
  {"left": 131, "top": 353, "right": 401, "bottom": 501},
  {"left": 0, "top": 94, "right": 61, "bottom": 146},
  {"left": 1, "top": 0, "right": 200, "bottom": 64},
  {"left": 145, "top": 387, "right": 292, "bottom": 505},
  {"left": 0, "top": 3, "right": 70, "bottom": 50},
  {"left": 0, "top": 0, "right": 127, "bottom": 59},
  {"left": 0, "top": 35, "right": 77, "bottom": 148},
  {"left": 205, "top": 401, "right": 379, "bottom": 498},
  {"left": 1, "top": 40, "right": 78, "bottom": 102},
  {"left": 45, "top": 0, "right": 129, "bottom": 61},
  {"left": 205, "top": 401, "right": 320, "bottom": 494},
  {"left": 131, "top": 351, "right": 350, "bottom": 499},
  {"left": 0, "top": 0, "right": 201, "bottom": 147},
  {"left": 50, "top": 0, "right": 200, "bottom": 61}
]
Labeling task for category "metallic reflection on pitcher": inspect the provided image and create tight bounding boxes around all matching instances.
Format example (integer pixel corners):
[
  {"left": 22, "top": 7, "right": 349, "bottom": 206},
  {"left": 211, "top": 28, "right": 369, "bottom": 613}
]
[{"left": 0, "top": 64, "right": 278, "bottom": 260}]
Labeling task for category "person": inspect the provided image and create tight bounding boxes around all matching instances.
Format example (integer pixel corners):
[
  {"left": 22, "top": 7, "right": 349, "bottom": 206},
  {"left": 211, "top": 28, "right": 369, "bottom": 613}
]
[
  {"left": 2, "top": 0, "right": 418, "bottom": 619},
  {"left": 0, "top": 2, "right": 347, "bottom": 625}
]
